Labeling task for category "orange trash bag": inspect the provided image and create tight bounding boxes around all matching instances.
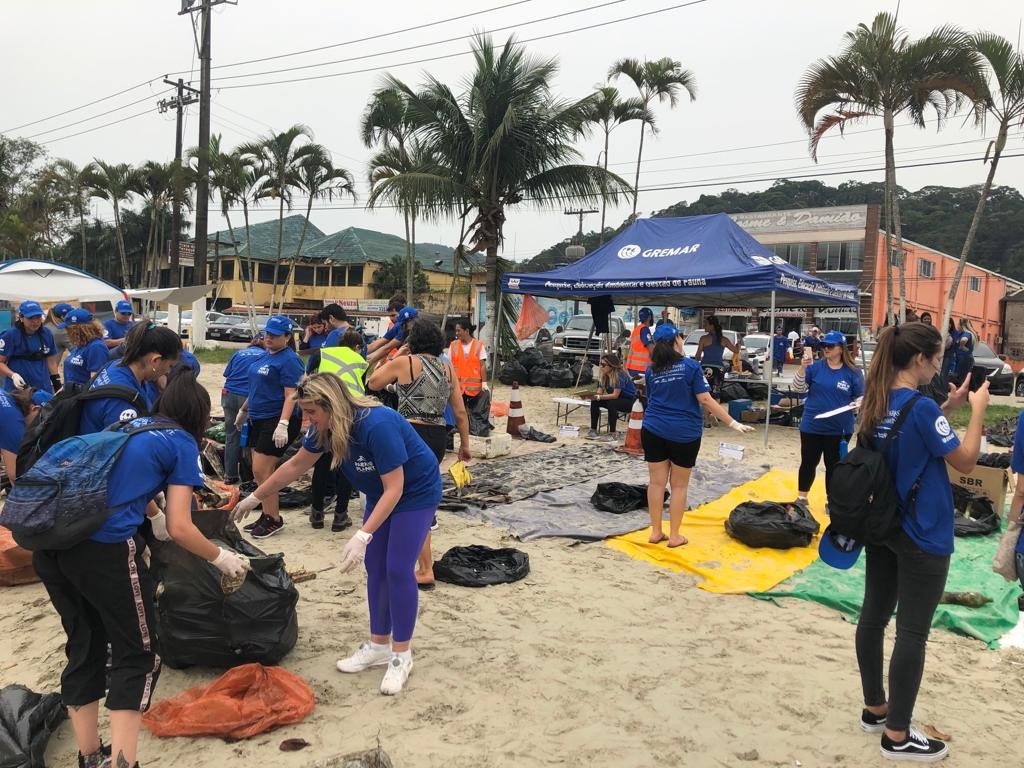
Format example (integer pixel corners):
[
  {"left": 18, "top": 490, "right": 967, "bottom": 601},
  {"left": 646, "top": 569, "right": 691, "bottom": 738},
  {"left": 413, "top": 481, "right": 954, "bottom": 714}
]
[
  {"left": 143, "top": 663, "right": 314, "bottom": 739},
  {"left": 0, "top": 526, "right": 38, "bottom": 586},
  {"left": 490, "top": 401, "right": 509, "bottom": 418}
]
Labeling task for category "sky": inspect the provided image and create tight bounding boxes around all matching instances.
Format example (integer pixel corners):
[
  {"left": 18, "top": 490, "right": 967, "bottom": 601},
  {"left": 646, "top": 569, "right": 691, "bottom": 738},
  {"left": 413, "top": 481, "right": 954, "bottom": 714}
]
[{"left": 4, "top": 0, "right": 1023, "bottom": 264}]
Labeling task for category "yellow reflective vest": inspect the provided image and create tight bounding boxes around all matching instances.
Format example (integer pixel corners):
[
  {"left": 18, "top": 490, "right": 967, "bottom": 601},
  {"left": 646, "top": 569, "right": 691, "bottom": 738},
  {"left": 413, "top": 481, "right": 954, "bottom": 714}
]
[{"left": 317, "top": 346, "right": 367, "bottom": 396}]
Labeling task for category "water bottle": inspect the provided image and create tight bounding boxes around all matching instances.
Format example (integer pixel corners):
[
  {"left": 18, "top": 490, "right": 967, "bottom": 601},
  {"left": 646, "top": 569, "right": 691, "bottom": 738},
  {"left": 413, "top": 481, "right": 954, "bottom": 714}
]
[
  {"left": 839, "top": 439, "right": 848, "bottom": 459},
  {"left": 240, "top": 421, "right": 250, "bottom": 447}
]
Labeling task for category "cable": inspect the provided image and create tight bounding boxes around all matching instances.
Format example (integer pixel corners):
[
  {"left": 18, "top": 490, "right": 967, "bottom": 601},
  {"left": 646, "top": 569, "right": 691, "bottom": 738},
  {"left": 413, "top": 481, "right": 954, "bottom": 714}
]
[
  {"left": 209, "top": 0, "right": 627, "bottom": 83},
  {"left": 1, "top": 77, "right": 161, "bottom": 134},
  {"left": 213, "top": 1, "right": 711, "bottom": 90},
  {"left": 38, "top": 108, "right": 157, "bottom": 146},
  {"left": 22, "top": 91, "right": 171, "bottom": 140}
]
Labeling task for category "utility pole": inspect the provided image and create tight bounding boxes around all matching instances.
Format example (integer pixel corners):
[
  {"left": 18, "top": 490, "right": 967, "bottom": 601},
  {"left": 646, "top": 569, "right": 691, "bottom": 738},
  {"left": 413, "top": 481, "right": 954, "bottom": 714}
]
[
  {"left": 158, "top": 78, "right": 199, "bottom": 287},
  {"left": 564, "top": 208, "right": 598, "bottom": 245},
  {"left": 564, "top": 209, "right": 597, "bottom": 318}
]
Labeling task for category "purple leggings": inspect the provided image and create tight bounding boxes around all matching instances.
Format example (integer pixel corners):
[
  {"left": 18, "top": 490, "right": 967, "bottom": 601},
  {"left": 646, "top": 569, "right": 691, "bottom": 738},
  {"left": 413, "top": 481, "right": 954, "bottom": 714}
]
[{"left": 364, "top": 505, "right": 435, "bottom": 643}]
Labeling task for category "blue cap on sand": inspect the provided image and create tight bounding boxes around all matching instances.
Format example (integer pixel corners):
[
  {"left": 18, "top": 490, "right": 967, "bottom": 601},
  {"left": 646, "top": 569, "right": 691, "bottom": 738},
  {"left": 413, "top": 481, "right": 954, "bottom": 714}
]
[
  {"left": 115, "top": 300, "right": 133, "bottom": 314},
  {"left": 58, "top": 308, "right": 94, "bottom": 328},
  {"left": 818, "top": 526, "right": 863, "bottom": 570},
  {"left": 18, "top": 301, "right": 44, "bottom": 318},
  {"left": 263, "top": 315, "right": 294, "bottom": 336},
  {"left": 822, "top": 330, "right": 847, "bottom": 346},
  {"left": 52, "top": 302, "right": 74, "bottom": 318},
  {"left": 652, "top": 324, "right": 679, "bottom": 343}
]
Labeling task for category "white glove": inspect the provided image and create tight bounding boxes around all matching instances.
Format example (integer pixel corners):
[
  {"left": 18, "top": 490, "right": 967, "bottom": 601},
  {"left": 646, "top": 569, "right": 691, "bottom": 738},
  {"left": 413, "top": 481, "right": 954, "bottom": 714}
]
[
  {"left": 10, "top": 373, "right": 26, "bottom": 389},
  {"left": 234, "top": 408, "right": 248, "bottom": 430},
  {"left": 230, "top": 493, "right": 262, "bottom": 523},
  {"left": 482, "top": 381, "right": 490, "bottom": 392},
  {"left": 339, "top": 530, "right": 372, "bottom": 573},
  {"left": 272, "top": 420, "right": 289, "bottom": 448},
  {"left": 148, "top": 511, "right": 171, "bottom": 541},
  {"left": 210, "top": 547, "right": 251, "bottom": 578},
  {"left": 728, "top": 420, "right": 754, "bottom": 433}
]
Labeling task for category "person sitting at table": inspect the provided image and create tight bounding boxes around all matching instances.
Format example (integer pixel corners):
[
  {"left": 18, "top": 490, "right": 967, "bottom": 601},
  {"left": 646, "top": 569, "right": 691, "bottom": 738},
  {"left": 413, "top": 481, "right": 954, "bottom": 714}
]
[{"left": 586, "top": 353, "right": 636, "bottom": 440}]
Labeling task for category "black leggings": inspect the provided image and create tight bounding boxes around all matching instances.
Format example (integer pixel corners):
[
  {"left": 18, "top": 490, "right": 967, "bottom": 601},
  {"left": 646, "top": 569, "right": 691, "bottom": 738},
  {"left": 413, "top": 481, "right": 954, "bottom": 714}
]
[
  {"left": 797, "top": 431, "right": 850, "bottom": 494},
  {"left": 311, "top": 451, "right": 353, "bottom": 516},
  {"left": 590, "top": 396, "right": 635, "bottom": 431},
  {"left": 855, "top": 530, "right": 950, "bottom": 731}
]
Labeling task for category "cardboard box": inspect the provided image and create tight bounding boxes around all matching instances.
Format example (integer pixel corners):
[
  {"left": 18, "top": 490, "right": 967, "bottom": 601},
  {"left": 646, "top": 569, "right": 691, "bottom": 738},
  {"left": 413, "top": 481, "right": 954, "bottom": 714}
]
[
  {"left": 741, "top": 408, "right": 767, "bottom": 423},
  {"left": 947, "top": 464, "right": 1014, "bottom": 511}
]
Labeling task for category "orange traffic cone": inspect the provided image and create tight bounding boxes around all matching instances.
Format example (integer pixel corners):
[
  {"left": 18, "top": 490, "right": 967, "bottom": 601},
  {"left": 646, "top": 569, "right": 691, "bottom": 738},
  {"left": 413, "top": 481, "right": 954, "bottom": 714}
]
[
  {"left": 616, "top": 399, "right": 645, "bottom": 455},
  {"left": 506, "top": 381, "right": 526, "bottom": 438}
]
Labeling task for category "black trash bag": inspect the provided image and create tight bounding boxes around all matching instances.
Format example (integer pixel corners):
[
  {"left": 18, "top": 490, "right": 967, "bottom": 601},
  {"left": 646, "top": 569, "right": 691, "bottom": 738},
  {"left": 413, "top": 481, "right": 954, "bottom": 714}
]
[
  {"left": 570, "top": 361, "right": 594, "bottom": 386},
  {"left": 499, "top": 361, "right": 529, "bottom": 386},
  {"left": 433, "top": 545, "right": 530, "bottom": 587},
  {"left": 0, "top": 685, "right": 66, "bottom": 768},
  {"left": 952, "top": 486, "right": 1000, "bottom": 536},
  {"left": 238, "top": 482, "right": 310, "bottom": 508},
  {"left": 517, "top": 348, "right": 546, "bottom": 371},
  {"left": 546, "top": 365, "right": 574, "bottom": 388},
  {"left": 528, "top": 366, "right": 550, "bottom": 387},
  {"left": 724, "top": 501, "right": 820, "bottom": 549},
  {"left": 768, "top": 411, "right": 792, "bottom": 427},
  {"left": 744, "top": 382, "right": 769, "bottom": 401},
  {"left": 590, "top": 482, "right": 666, "bottom": 514},
  {"left": 976, "top": 452, "right": 1012, "bottom": 469},
  {"left": 465, "top": 391, "right": 494, "bottom": 437},
  {"left": 148, "top": 509, "right": 299, "bottom": 669},
  {"left": 719, "top": 382, "right": 748, "bottom": 403}
]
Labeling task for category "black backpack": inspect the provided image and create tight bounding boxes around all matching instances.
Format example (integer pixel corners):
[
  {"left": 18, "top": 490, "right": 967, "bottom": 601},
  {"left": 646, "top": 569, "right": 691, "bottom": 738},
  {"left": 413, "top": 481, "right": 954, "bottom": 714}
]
[
  {"left": 826, "top": 393, "right": 921, "bottom": 546},
  {"left": 16, "top": 383, "right": 150, "bottom": 477}
]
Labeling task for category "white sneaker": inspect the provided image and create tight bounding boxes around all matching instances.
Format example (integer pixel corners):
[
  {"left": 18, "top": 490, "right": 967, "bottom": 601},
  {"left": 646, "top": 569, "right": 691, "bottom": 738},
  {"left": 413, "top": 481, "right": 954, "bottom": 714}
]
[
  {"left": 379, "top": 653, "right": 413, "bottom": 695},
  {"left": 336, "top": 642, "right": 391, "bottom": 673}
]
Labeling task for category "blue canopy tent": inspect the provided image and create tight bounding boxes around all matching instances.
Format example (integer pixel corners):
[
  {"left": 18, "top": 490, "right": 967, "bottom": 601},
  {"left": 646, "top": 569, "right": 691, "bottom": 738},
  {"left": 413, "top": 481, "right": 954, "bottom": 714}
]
[{"left": 501, "top": 213, "right": 860, "bottom": 443}]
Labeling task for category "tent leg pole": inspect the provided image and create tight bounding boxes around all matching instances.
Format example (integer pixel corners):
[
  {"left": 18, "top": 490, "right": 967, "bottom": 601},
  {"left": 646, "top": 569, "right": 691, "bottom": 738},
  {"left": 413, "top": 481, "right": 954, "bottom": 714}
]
[
  {"left": 575, "top": 324, "right": 596, "bottom": 388},
  {"left": 491, "top": 292, "right": 505, "bottom": 390},
  {"left": 764, "top": 290, "right": 776, "bottom": 448}
]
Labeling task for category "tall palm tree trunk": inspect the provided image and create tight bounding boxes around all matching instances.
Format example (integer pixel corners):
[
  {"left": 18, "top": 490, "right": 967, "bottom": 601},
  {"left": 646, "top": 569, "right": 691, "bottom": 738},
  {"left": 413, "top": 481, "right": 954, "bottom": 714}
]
[
  {"left": 882, "top": 112, "right": 896, "bottom": 326},
  {"left": 410, "top": 210, "right": 417, "bottom": 303},
  {"left": 884, "top": 113, "right": 907, "bottom": 325},
  {"left": 269, "top": 196, "right": 285, "bottom": 315},
  {"left": 631, "top": 120, "right": 646, "bottom": 218},
  {"left": 112, "top": 202, "right": 131, "bottom": 288},
  {"left": 403, "top": 209, "right": 413, "bottom": 301},
  {"left": 941, "top": 122, "right": 1008, "bottom": 342},
  {"left": 78, "top": 205, "right": 87, "bottom": 270},
  {"left": 599, "top": 128, "right": 611, "bottom": 244},
  {"left": 278, "top": 195, "right": 314, "bottom": 305},
  {"left": 243, "top": 202, "right": 257, "bottom": 327}
]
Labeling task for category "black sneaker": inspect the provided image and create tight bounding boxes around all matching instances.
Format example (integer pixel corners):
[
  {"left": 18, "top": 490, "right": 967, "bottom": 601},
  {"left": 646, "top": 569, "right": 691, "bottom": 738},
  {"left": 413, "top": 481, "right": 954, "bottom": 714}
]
[
  {"left": 78, "top": 742, "right": 111, "bottom": 768},
  {"left": 861, "top": 708, "right": 887, "bottom": 733},
  {"left": 880, "top": 726, "right": 949, "bottom": 762},
  {"left": 331, "top": 513, "right": 352, "bottom": 532},
  {"left": 430, "top": 516, "right": 438, "bottom": 531},
  {"left": 242, "top": 513, "right": 266, "bottom": 533},
  {"left": 251, "top": 516, "right": 284, "bottom": 539},
  {"left": 309, "top": 508, "right": 325, "bottom": 529}
]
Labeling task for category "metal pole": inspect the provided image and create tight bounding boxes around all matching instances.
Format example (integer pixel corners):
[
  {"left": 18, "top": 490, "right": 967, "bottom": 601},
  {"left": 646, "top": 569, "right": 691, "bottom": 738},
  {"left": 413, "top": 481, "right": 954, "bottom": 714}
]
[
  {"left": 490, "top": 290, "right": 505, "bottom": 390},
  {"left": 193, "top": 0, "right": 212, "bottom": 287},
  {"left": 764, "top": 290, "right": 776, "bottom": 447}
]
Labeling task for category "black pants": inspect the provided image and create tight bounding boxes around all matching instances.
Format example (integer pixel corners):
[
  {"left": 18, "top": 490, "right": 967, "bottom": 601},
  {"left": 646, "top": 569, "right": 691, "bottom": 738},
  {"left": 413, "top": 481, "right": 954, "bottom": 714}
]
[
  {"left": 590, "top": 396, "right": 635, "bottom": 431},
  {"left": 311, "top": 451, "right": 353, "bottom": 517},
  {"left": 855, "top": 530, "right": 950, "bottom": 731},
  {"left": 411, "top": 422, "right": 447, "bottom": 463},
  {"left": 797, "top": 431, "right": 850, "bottom": 494},
  {"left": 33, "top": 537, "right": 161, "bottom": 711}
]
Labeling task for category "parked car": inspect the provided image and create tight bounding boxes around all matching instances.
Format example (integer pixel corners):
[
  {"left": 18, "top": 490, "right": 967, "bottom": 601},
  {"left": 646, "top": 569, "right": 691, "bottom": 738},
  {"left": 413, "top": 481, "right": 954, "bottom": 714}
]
[
  {"left": 152, "top": 311, "right": 169, "bottom": 326},
  {"left": 741, "top": 333, "right": 770, "bottom": 370},
  {"left": 206, "top": 314, "right": 248, "bottom": 341},
  {"left": 518, "top": 327, "right": 554, "bottom": 363},
  {"left": 855, "top": 340, "right": 876, "bottom": 369},
  {"left": 225, "top": 315, "right": 270, "bottom": 342},
  {"left": 682, "top": 329, "right": 740, "bottom": 363},
  {"left": 552, "top": 315, "right": 626, "bottom": 363},
  {"left": 971, "top": 341, "right": 1014, "bottom": 395}
]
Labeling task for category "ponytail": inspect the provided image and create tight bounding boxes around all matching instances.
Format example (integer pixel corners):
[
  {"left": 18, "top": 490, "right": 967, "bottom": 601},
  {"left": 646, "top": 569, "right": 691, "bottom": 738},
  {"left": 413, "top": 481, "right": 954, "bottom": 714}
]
[
  {"left": 120, "top": 322, "right": 182, "bottom": 366},
  {"left": 859, "top": 324, "right": 941, "bottom": 438}
]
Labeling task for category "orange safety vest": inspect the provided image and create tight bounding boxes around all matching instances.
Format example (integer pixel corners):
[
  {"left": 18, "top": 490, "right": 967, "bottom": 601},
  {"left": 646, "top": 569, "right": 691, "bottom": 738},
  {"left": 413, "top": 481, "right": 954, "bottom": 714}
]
[
  {"left": 449, "top": 339, "right": 484, "bottom": 396},
  {"left": 625, "top": 325, "right": 652, "bottom": 373}
]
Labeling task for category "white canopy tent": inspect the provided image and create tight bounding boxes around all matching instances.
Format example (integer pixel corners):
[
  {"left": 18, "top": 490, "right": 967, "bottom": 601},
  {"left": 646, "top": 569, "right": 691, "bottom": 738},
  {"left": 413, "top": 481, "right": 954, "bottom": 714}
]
[
  {"left": 0, "top": 260, "right": 125, "bottom": 304},
  {"left": 126, "top": 284, "right": 213, "bottom": 346}
]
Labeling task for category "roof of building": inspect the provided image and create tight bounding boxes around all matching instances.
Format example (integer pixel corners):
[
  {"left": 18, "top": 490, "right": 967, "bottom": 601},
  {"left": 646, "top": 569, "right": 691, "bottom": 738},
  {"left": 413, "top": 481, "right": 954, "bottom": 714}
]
[{"left": 212, "top": 215, "right": 326, "bottom": 263}]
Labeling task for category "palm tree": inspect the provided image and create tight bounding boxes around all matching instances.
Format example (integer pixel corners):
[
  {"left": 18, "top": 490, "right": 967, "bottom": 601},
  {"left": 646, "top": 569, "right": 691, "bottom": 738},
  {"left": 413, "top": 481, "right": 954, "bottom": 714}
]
[
  {"left": 796, "top": 12, "right": 985, "bottom": 324},
  {"left": 366, "top": 34, "right": 632, "bottom": 359},
  {"left": 88, "top": 160, "right": 143, "bottom": 287},
  {"left": 46, "top": 159, "right": 96, "bottom": 269},
  {"left": 139, "top": 161, "right": 174, "bottom": 289},
  {"left": 607, "top": 57, "right": 696, "bottom": 219},
  {"left": 238, "top": 124, "right": 314, "bottom": 314},
  {"left": 584, "top": 86, "right": 650, "bottom": 243},
  {"left": 940, "top": 32, "right": 1024, "bottom": 338}
]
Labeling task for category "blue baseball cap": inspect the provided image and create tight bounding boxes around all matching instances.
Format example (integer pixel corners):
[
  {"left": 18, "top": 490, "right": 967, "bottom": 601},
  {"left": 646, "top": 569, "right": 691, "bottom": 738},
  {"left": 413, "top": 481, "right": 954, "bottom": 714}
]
[
  {"left": 58, "top": 308, "right": 94, "bottom": 328},
  {"left": 115, "top": 300, "right": 133, "bottom": 314},
  {"left": 52, "top": 302, "right": 74, "bottom": 318},
  {"left": 396, "top": 306, "right": 419, "bottom": 325},
  {"left": 822, "top": 330, "right": 847, "bottom": 346},
  {"left": 652, "top": 324, "right": 679, "bottom": 343},
  {"left": 18, "top": 301, "right": 44, "bottom": 318},
  {"left": 638, "top": 307, "right": 653, "bottom": 322},
  {"left": 31, "top": 390, "right": 53, "bottom": 407},
  {"left": 818, "top": 526, "right": 863, "bottom": 570},
  {"left": 263, "top": 315, "right": 294, "bottom": 336}
]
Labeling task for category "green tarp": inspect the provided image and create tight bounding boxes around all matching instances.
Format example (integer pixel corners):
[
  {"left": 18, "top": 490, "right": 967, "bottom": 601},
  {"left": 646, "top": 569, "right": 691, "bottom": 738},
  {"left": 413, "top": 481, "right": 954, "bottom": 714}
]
[{"left": 752, "top": 523, "right": 1021, "bottom": 648}]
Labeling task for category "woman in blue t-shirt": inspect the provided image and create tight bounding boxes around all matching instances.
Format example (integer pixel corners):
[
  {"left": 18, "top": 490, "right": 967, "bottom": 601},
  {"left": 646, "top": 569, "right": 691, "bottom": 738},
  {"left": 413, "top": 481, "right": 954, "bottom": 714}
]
[
  {"left": 0, "top": 300, "right": 60, "bottom": 393},
  {"left": 847, "top": 323, "right": 988, "bottom": 762},
  {"left": 231, "top": 372, "right": 441, "bottom": 696},
  {"left": 33, "top": 373, "right": 249, "bottom": 768},
  {"left": 61, "top": 308, "right": 109, "bottom": 386},
  {"left": 586, "top": 353, "right": 636, "bottom": 439},
  {"left": 791, "top": 330, "right": 864, "bottom": 505},
  {"left": 221, "top": 334, "right": 265, "bottom": 484},
  {"left": 642, "top": 325, "right": 752, "bottom": 547},
  {"left": 0, "top": 387, "right": 50, "bottom": 484},
  {"left": 1009, "top": 414, "right": 1024, "bottom": 590}
]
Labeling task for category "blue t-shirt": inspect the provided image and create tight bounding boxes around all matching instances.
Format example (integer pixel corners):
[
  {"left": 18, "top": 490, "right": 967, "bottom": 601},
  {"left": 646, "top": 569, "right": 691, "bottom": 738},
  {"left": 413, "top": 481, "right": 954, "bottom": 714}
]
[
  {"left": 302, "top": 406, "right": 442, "bottom": 514},
  {"left": 799, "top": 361, "right": 864, "bottom": 436},
  {"left": 303, "top": 331, "right": 329, "bottom": 374},
  {"left": 92, "top": 421, "right": 204, "bottom": 543},
  {"left": 604, "top": 371, "right": 637, "bottom": 398},
  {"left": 246, "top": 348, "right": 304, "bottom": 419},
  {"left": 323, "top": 326, "right": 350, "bottom": 348},
  {"left": 802, "top": 335, "right": 820, "bottom": 354},
  {"left": 771, "top": 335, "right": 790, "bottom": 362},
  {"left": 873, "top": 388, "right": 960, "bottom": 556},
  {"left": 1011, "top": 415, "right": 1024, "bottom": 555},
  {"left": 0, "top": 326, "right": 57, "bottom": 393},
  {"left": 639, "top": 326, "right": 652, "bottom": 347},
  {"left": 643, "top": 358, "right": 710, "bottom": 442},
  {"left": 383, "top": 323, "right": 405, "bottom": 343},
  {"left": 103, "top": 318, "right": 134, "bottom": 342},
  {"left": 79, "top": 362, "right": 160, "bottom": 435},
  {"left": 223, "top": 345, "right": 265, "bottom": 396},
  {"left": 0, "top": 390, "right": 26, "bottom": 453},
  {"left": 64, "top": 338, "right": 110, "bottom": 385}
]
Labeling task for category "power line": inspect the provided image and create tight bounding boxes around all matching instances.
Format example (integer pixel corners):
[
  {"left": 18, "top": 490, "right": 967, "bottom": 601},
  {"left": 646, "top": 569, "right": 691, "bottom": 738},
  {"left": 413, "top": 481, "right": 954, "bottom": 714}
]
[
  {"left": 213, "top": 0, "right": 711, "bottom": 90},
  {"left": 22, "top": 91, "right": 172, "bottom": 140},
  {"left": 37, "top": 108, "right": 159, "bottom": 146},
  {"left": 1, "top": 77, "right": 162, "bottom": 134}
]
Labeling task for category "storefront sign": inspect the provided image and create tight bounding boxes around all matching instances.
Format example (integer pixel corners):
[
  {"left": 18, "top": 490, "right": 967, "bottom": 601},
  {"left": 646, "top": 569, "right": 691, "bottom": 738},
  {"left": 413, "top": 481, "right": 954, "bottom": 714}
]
[
  {"left": 731, "top": 205, "right": 868, "bottom": 234},
  {"left": 358, "top": 299, "right": 389, "bottom": 312},
  {"left": 715, "top": 307, "right": 755, "bottom": 317},
  {"left": 815, "top": 307, "right": 858, "bottom": 318},
  {"left": 322, "top": 298, "right": 359, "bottom": 311}
]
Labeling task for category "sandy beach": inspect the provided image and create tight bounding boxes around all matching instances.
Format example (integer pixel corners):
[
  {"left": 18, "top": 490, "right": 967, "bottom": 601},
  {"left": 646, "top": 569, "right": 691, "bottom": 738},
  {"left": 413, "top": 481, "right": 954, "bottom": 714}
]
[{"left": 2, "top": 369, "right": 1022, "bottom": 768}]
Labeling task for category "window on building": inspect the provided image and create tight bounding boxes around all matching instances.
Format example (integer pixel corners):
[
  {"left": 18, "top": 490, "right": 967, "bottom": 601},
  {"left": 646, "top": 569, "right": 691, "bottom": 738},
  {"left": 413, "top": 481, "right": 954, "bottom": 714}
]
[
  {"left": 331, "top": 266, "right": 347, "bottom": 286},
  {"left": 294, "top": 266, "right": 314, "bottom": 286},
  {"left": 239, "top": 261, "right": 251, "bottom": 282},
  {"left": 316, "top": 266, "right": 330, "bottom": 286},
  {"left": 817, "top": 240, "right": 864, "bottom": 271},
  {"left": 771, "top": 243, "right": 810, "bottom": 270},
  {"left": 918, "top": 260, "right": 934, "bottom": 279},
  {"left": 220, "top": 260, "right": 234, "bottom": 280},
  {"left": 967, "top": 275, "right": 981, "bottom": 292},
  {"left": 347, "top": 265, "right": 364, "bottom": 286},
  {"left": 257, "top": 263, "right": 275, "bottom": 284}
]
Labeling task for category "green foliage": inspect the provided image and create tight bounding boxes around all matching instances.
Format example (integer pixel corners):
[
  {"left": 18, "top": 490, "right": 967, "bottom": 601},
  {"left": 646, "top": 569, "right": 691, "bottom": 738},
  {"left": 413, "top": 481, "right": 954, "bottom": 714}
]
[
  {"left": 945, "top": 404, "right": 1020, "bottom": 431},
  {"left": 193, "top": 347, "right": 237, "bottom": 364},
  {"left": 367, "top": 255, "right": 430, "bottom": 301}
]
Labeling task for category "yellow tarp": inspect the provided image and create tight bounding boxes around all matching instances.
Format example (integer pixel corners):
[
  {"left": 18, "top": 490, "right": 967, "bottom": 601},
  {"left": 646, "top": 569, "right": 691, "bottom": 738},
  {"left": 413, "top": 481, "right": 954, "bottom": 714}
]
[{"left": 606, "top": 470, "right": 829, "bottom": 594}]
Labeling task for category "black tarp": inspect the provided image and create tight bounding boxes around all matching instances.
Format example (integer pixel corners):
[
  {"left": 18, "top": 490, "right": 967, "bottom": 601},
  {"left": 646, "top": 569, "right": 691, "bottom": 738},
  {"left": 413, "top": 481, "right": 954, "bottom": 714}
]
[{"left": 0, "top": 685, "right": 65, "bottom": 768}]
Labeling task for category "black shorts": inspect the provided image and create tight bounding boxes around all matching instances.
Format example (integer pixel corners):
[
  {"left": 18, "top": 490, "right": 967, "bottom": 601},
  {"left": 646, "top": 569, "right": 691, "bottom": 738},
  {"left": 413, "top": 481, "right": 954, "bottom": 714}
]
[
  {"left": 641, "top": 427, "right": 701, "bottom": 468},
  {"left": 411, "top": 422, "right": 447, "bottom": 463},
  {"left": 248, "top": 414, "right": 301, "bottom": 457}
]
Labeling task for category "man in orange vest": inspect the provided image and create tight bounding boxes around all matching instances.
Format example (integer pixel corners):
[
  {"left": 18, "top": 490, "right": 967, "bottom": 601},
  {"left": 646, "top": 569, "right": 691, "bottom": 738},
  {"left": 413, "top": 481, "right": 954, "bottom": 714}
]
[
  {"left": 449, "top": 322, "right": 487, "bottom": 403},
  {"left": 625, "top": 307, "right": 654, "bottom": 377}
]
